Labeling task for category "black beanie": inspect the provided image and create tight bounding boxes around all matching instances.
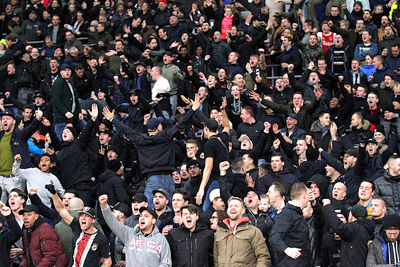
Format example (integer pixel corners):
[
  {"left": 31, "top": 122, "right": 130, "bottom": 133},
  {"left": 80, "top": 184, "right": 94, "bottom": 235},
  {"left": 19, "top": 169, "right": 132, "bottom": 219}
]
[
  {"left": 383, "top": 214, "right": 400, "bottom": 230},
  {"left": 65, "top": 126, "right": 78, "bottom": 138},
  {"left": 108, "top": 159, "right": 122, "bottom": 172}
]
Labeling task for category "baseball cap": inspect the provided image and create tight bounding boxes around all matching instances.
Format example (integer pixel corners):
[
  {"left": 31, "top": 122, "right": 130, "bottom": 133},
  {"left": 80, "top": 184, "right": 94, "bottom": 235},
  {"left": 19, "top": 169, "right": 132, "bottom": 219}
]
[
  {"left": 203, "top": 119, "right": 218, "bottom": 131},
  {"left": 1, "top": 111, "right": 16, "bottom": 120},
  {"left": 60, "top": 63, "right": 71, "bottom": 71},
  {"left": 209, "top": 188, "right": 221, "bottom": 202},
  {"left": 34, "top": 92, "right": 45, "bottom": 99},
  {"left": 112, "top": 202, "right": 131, "bottom": 217},
  {"left": 344, "top": 149, "right": 358, "bottom": 158},
  {"left": 77, "top": 207, "right": 96, "bottom": 219},
  {"left": 366, "top": 138, "right": 377, "bottom": 145},
  {"left": 139, "top": 206, "right": 157, "bottom": 218},
  {"left": 147, "top": 117, "right": 163, "bottom": 131},
  {"left": 134, "top": 61, "right": 146, "bottom": 67},
  {"left": 18, "top": 204, "right": 39, "bottom": 215},
  {"left": 107, "top": 145, "right": 120, "bottom": 155},
  {"left": 129, "top": 89, "right": 138, "bottom": 96},
  {"left": 287, "top": 113, "right": 298, "bottom": 120},
  {"left": 152, "top": 188, "right": 169, "bottom": 198},
  {"left": 132, "top": 192, "right": 148, "bottom": 203},
  {"left": 98, "top": 129, "right": 113, "bottom": 136},
  {"left": 349, "top": 204, "right": 367, "bottom": 219}
]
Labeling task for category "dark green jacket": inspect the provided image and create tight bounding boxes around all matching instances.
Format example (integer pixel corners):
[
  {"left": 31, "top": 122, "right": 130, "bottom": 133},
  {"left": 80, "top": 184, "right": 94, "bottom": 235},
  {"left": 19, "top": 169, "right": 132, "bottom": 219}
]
[
  {"left": 260, "top": 98, "right": 319, "bottom": 130},
  {"left": 52, "top": 76, "right": 81, "bottom": 124}
]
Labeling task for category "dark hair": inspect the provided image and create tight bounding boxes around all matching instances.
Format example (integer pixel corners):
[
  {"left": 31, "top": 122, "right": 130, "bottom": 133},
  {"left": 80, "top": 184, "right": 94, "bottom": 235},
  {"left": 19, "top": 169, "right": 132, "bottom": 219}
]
[
  {"left": 173, "top": 188, "right": 189, "bottom": 201},
  {"left": 242, "top": 106, "right": 255, "bottom": 118},
  {"left": 232, "top": 158, "right": 244, "bottom": 171},
  {"left": 271, "top": 152, "right": 284, "bottom": 162},
  {"left": 360, "top": 180, "right": 376, "bottom": 191},
  {"left": 9, "top": 188, "right": 27, "bottom": 201},
  {"left": 290, "top": 183, "right": 308, "bottom": 200},
  {"left": 39, "top": 153, "right": 55, "bottom": 164},
  {"left": 181, "top": 204, "right": 198, "bottom": 214}
]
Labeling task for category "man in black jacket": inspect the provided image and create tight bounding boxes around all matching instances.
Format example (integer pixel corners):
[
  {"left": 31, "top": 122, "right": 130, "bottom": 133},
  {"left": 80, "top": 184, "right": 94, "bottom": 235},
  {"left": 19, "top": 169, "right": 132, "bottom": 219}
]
[
  {"left": 103, "top": 95, "right": 201, "bottom": 208},
  {"left": 322, "top": 200, "right": 375, "bottom": 267},
  {"left": 55, "top": 103, "right": 98, "bottom": 205},
  {"left": 167, "top": 204, "right": 214, "bottom": 267},
  {"left": 269, "top": 183, "right": 312, "bottom": 266},
  {"left": 0, "top": 206, "right": 23, "bottom": 267}
]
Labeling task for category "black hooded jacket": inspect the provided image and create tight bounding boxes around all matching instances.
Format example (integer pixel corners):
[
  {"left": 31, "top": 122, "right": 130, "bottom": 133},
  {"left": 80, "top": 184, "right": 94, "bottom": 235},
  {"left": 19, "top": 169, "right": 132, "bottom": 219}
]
[
  {"left": 322, "top": 204, "right": 375, "bottom": 267},
  {"left": 97, "top": 169, "right": 130, "bottom": 206}
]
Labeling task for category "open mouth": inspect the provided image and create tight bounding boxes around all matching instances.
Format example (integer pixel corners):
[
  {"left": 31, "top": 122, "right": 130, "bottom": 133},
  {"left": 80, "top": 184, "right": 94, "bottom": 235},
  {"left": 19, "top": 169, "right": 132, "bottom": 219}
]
[
  {"left": 333, "top": 192, "right": 338, "bottom": 197},
  {"left": 154, "top": 200, "right": 160, "bottom": 206}
]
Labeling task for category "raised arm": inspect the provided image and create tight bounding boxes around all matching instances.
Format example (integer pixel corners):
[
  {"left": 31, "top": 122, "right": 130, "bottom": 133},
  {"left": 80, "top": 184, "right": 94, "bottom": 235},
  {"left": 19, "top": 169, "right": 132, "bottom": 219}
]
[{"left": 49, "top": 185, "right": 73, "bottom": 225}]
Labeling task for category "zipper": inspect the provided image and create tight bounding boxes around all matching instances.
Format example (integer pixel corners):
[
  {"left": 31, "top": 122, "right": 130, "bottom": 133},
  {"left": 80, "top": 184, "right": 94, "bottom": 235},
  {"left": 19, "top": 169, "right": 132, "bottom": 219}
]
[
  {"left": 42, "top": 240, "right": 46, "bottom": 252},
  {"left": 190, "top": 232, "right": 193, "bottom": 267}
]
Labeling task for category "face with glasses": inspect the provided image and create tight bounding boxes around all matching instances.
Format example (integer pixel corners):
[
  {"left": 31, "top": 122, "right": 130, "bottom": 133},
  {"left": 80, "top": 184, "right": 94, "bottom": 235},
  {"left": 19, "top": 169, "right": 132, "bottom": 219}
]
[
  {"left": 210, "top": 212, "right": 219, "bottom": 231},
  {"left": 188, "top": 164, "right": 201, "bottom": 177}
]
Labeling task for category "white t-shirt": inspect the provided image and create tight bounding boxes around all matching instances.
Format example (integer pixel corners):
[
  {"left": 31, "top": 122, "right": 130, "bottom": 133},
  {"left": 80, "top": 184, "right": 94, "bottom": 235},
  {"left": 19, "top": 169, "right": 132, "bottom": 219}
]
[{"left": 152, "top": 76, "right": 170, "bottom": 100}]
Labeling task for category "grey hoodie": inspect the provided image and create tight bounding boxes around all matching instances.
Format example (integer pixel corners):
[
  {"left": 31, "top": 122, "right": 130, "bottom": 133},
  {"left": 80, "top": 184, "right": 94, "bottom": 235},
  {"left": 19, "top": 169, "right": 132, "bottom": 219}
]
[{"left": 101, "top": 205, "right": 172, "bottom": 267}]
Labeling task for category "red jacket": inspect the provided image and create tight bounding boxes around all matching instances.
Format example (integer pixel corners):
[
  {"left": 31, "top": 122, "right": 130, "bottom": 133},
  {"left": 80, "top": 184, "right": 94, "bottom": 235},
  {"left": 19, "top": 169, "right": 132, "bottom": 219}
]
[{"left": 21, "top": 217, "right": 67, "bottom": 267}]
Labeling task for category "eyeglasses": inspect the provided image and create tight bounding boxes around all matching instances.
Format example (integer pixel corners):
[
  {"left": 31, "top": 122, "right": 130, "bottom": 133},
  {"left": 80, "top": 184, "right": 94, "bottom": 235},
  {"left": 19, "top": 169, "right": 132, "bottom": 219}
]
[{"left": 211, "top": 216, "right": 218, "bottom": 220}]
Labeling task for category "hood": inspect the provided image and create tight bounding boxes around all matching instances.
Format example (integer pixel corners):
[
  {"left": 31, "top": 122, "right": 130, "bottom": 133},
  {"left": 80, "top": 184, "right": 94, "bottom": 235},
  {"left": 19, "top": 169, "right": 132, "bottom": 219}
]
[
  {"left": 308, "top": 174, "right": 329, "bottom": 199},
  {"left": 356, "top": 218, "right": 375, "bottom": 236},
  {"left": 311, "top": 120, "right": 330, "bottom": 132},
  {"left": 98, "top": 169, "right": 117, "bottom": 183},
  {"left": 27, "top": 216, "right": 47, "bottom": 232},
  {"left": 351, "top": 119, "right": 371, "bottom": 131},
  {"left": 382, "top": 35, "right": 396, "bottom": 41},
  {"left": 384, "top": 172, "right": 400, "bottom": 183},
  {"left": 221, "top": 216, "right": 250, "bottom": 232}
]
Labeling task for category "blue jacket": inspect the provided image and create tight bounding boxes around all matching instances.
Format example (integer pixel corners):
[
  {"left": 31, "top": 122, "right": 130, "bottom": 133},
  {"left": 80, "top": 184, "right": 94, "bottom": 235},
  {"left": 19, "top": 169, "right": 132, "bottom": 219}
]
[{"left": 354, "top": 42, "right": 378, "bottom": 60}]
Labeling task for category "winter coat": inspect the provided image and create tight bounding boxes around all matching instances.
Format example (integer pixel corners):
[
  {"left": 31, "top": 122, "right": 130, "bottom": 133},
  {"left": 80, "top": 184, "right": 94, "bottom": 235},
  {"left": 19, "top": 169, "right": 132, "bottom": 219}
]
[
  {"left": 166, "top": 224, "right": 214, "bottom": 267},
  {"left": 322, "top": 204, "right": 375, "bottom": 267},
  {"left": 56, "top": 120, "right": 94, "bottom": 189},
  {"left": 260, "top": 97, "right": 319, "bottom": 130},
  {"left": 0, "top": 118, "right": 39, "bottom": 169},
  {"left": 257, "top": 169, "right": 297, "bottom": 199},
  {"left": 280, "top": 46, "right": 303, "bottom": 75},
  {"left": 366, "top": 230, "right": 400, "bottom": 266},
  {"left": 20, "top": 217, "right": 67, "bottom": 267},
  {"left": 374, "top": 172, "right": 400, "bottom": 214},
  {"left": 97, "top": 169, "right": 130, "bottom": 206},
  {"left": 214, "top": 217, "right": 271, "bottom": 267},
  {"left": 52, "top": 76, "right": 81, "bottom": 124},
  {"left": 112, "top": 109, "right": 196, "bottom": 177},
  {"left": 269, "top": 203, "right": 312, "bottom": 267},
  {"left": 211, "top": 41, "right": 231, "bottom": 67},
  {"left": 101, "top": 205, "right": 172, "bottom": 266},
  {"left": 0, "top": 214, "right": 23, "bottom": 267},
  {"left": 310, "top": 121, "right": 332, "bottom": 151},
  {"left": 244, "top": 209, "right": 273, "bottom": 239}
]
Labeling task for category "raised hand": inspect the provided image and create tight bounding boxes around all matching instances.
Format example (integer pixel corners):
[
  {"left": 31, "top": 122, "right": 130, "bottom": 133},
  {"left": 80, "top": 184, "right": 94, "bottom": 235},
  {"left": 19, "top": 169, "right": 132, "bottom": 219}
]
[
  {"left": 88, "top": 103, "right": 98, "bottom": 122},
  {"left": 102, "top": 107, "right": 115, "bottom": 121},
  {"left": 98, "top": 194, "right": 108, "bottom": 206}
]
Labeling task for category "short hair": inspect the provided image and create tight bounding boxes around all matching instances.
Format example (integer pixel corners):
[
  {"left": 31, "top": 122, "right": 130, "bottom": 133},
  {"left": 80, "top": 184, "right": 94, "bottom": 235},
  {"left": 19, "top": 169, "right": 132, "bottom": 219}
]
[
  {"left": 340, "top": 20, "right": 350, "bottom": 28},
  {"left": 74, "top": 62, "right": 84, "bottom": 70},
  {"left": 260, "top": 194, "right": 269, "bottom": 201},
  {"left": 388, "top": 154, "right": 400, "bottom": 163},
  {"left": 23, "top": 105, "right": 33, "bottom": 111},
  {"left": 242, "top": 106, "right": 254, "bottom": 118},
  {"left": 64, "top": 189, "right": 78, "bottom": 196},
  {"left": 232, "top": 158, "right": 244, "bottom": 171},
  {"left": 181, "top": 204, "right": 199, "bottom": 214},
  {"left": 384, "top": 72, "right": 395, "bottom": 80},
  {"left": 271, "top": 182, "right": 285, "bottom": 197},
  {"left": 290, "top": 183, "right": 308, "bottom": 200},
  {"left": 186, "top": 139, "right": 198, "bottom": 146},
  {"left": 39, "top": 153, "right": 55, "bottom": 163},
  {"left": 227, "top": 196, "right": 244, "bottom": 207},
  {"left": 360, "top": 180, "right": 376, "bottom": 191},
  {"left": 271, "top": 152, "right": 284, "bottom": 162},
  {"left": 153, "top": 66, "right": 162, "bottom": 75},
  {"left": 173, "top": 188, "right": 189, "bottom": 202},
  {"left": 373, "top": 55, "right": 384, "bottom": 64},
  {"left": 9, "top": 188, "right": 27, "bottom": 201},
  {"left": 371, "top": 197, "right": 387, "bottom": 207},
  {"left": 259, "top": 163, "right": 269, "bottom": 174},
  {"left": 304, "top": 19, "right": 314, "bottom": 28}
]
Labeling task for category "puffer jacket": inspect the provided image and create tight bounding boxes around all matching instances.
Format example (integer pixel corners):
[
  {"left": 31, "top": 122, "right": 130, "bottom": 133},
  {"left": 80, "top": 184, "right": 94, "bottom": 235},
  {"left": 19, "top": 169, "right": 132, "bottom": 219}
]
[
  {"left": 366, "top": 229, "right": 400, "bottom": 266},
  {"left": 20, "top": 217, "right": 67, "bottom": 267},
  {"left": 166, "top": 223, "right": 214, "bottom": 267},
  {"left": 214, "top": 217, "right": 270, "bottom": 267},
  {"left": 374, "top": 172, "right": 400, "bottom": 214}
]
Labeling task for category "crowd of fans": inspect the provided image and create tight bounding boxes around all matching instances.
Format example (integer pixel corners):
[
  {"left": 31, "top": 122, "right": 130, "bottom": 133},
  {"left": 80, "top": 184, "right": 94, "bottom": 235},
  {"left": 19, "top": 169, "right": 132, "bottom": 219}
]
[{"left": 1, "top": 0, "right": 400, "bottom": 266}]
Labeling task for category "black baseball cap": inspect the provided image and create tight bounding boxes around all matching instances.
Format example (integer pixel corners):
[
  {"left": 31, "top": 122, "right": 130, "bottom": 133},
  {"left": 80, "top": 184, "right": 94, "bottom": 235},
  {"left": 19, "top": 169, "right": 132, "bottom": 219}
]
[
  {"left": 132, "top": 192, "right": 148, "bottom": 203},
  {"left": 139, "top": 206, "right": 157, "bottom": 218},
  {"left": 147, "top": 117, "right": 163, "bottom": 131},
  {"left": 152, "top": 188, "right": 169, "bottom": 198},
  {"left": 18, "top": 204, "right": 39, "bottom": 215},
  {"left": 366, "top": 138, "right": 377, "bottom": 145},
  {"left": 186, "top": 159, "right": 200, "bottom": 169},
  {"left": 1, "top": 111, "right": 16, "bottom": 120},
  {"left": 344, "top": 149, "right": 358, "bottom": 158},
  {"left": 77, "top": 207, "right": 96, "bottom": 219},
  {"left": 34, "top": 92, "right": 45, "bottom": 99},
  {"left": 112, "top": 202, "right": 131, "bottom": 217},
  {"left": 60, "top": 63, "right": 71, "bottom": 71},
  {"left": 203, "top": 119, "right": 218, "bottom": 131}
]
